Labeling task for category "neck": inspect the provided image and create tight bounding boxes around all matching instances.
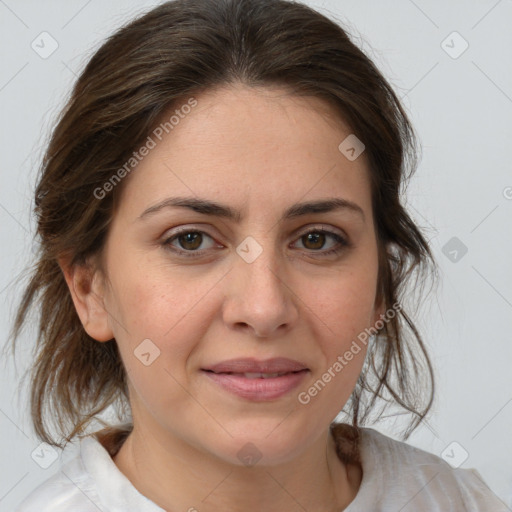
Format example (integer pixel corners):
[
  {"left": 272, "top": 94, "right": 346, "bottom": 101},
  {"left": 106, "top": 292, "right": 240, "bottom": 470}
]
[{"left": 110, "top": 422, "right": 361, "bottom": 512}]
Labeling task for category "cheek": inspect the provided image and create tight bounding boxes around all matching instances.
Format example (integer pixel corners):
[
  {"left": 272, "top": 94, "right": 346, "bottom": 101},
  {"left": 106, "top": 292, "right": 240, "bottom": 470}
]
[
  {"left": 297, "top": 273, "right": 374, "bottom": 415},
  {"left": 305, "top": 265, "right": 379, "bottom": 342},
  {"left": 109, "top": 270, "right": 215, "bottom": 420},
  {"left": 106, "top": 254, "right": 216, "bottom": 339},
  {"left": 105, "top": 262, "right": 224, "bottom": 407}
]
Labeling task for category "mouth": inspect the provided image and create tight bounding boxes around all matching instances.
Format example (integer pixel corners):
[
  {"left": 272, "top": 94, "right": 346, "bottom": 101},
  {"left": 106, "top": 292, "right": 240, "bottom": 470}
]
[
  {"left": 202, "top": 369, "right": 307, "bottom": 378},
  {"left": 200, "top": 358, "right": 310, "bottom": 401},
  {"left": 202, "top": 357, "right": 309, "bottom": 374}
]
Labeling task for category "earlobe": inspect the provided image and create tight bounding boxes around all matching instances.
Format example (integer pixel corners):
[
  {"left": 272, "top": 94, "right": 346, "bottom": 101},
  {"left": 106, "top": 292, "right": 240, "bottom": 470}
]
[{"left": 58, "top": 255, "right": 114, "bottom": 342}]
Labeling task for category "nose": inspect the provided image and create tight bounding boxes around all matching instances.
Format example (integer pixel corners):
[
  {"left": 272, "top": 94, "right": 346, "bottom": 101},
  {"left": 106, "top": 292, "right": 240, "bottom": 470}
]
[{"left": 222, "top": 240, "right": 299, "bottom": 338}]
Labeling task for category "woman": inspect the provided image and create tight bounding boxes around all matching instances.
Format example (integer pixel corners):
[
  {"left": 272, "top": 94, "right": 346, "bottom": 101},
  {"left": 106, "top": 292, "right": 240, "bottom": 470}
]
[{"left": 10, "top": 0, "right": 508, "bottom": 510}]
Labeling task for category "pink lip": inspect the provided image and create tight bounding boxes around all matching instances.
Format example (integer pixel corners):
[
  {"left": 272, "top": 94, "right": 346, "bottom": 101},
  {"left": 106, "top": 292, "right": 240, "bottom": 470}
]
[
  {"left": 201, "top": 357, "right": 309, "bottom": 401},
  {"left": 203, "top": 357, "right": 308, "bottom": 374}
]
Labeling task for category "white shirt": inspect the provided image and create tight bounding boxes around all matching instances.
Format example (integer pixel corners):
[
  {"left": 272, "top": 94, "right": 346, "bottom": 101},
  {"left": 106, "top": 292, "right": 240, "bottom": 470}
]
[{"left": 15, "top": 425, "right": 509, "bottom": 511}]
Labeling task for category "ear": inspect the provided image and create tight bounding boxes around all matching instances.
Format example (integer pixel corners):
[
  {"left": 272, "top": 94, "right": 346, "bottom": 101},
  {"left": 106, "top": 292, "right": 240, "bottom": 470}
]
[{"left": 58, "top": 255, "right": 114, "bottom": 342}]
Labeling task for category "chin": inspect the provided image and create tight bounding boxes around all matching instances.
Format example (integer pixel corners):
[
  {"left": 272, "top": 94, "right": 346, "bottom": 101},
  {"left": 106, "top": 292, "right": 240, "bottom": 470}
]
[{"left": 199, "top": 420, "right": 316, "bottom": 468}]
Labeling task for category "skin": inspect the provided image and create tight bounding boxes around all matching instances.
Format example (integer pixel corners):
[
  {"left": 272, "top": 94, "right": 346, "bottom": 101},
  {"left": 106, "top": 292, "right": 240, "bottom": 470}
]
[{"left": 61, "top": 83, "right": 385, "bottom": 512}]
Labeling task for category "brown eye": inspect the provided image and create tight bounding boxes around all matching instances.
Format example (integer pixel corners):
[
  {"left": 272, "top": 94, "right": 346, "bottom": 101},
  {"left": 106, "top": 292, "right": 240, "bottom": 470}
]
[
  {"left": 301, "top": 232, "right": 326, "bottom": 250},
  {"left": 293, "top": 228, "right": 350, "bottom": 257},
  {"left": 176, "top": 232, "right": 203, "bottom": 251},
  {"left": 163, "top": 229, "right": 218, "bottom": 257}
]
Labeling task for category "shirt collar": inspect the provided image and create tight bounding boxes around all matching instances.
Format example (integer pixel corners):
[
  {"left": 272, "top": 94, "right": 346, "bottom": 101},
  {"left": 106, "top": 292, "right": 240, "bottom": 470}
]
[{"left": 80, "top": 435, "right": 165, "bottom": 512}]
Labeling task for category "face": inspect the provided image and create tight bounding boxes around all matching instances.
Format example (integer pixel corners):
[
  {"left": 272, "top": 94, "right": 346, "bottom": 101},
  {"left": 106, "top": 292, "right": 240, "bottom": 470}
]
[{"left": 76, "top": 84, "right": 384, "bottom": 466}]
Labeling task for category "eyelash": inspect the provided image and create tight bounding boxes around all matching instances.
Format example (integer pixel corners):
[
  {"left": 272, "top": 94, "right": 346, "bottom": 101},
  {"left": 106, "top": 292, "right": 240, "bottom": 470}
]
[{"left": 161, "top": 226, "right": 350, "bottom": 259}]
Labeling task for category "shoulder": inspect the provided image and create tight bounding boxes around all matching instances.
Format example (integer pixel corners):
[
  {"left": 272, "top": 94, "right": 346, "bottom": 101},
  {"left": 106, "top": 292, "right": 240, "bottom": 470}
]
[
  {"left": 13, "top": 440, "right": 101, "bottom": 512},
  {"left": 15, "top": 427, "right": 164, "bottom": 512},
  {"left": 360, "top": 427, "right": 508, "bottom": 511},
  {"left": 333, "top": 423, "right": 509, "bottom": 511}
]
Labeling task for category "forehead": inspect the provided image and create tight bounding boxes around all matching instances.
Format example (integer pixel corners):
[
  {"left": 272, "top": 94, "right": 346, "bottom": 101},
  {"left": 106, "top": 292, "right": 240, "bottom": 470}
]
[{"left": 115, "top": 84, "right": 372, "bottom": 219}]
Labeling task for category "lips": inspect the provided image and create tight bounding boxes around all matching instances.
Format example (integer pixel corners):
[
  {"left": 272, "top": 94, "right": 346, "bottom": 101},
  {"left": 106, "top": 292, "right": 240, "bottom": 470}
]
[
  {"left": 201, "top": 357, "right": 310, "bottom": 401},
  {"left": 237, "top": 372, "right": 291, "bottom": 379},
  {"left": 202, "top": 357, "right": 309, "bottom": 375}
]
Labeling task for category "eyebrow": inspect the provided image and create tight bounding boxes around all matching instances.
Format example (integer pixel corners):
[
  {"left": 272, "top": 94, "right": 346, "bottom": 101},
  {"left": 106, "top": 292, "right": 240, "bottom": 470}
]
[{"left": 138, "top": 196, "right": 365, "bottom": 223}]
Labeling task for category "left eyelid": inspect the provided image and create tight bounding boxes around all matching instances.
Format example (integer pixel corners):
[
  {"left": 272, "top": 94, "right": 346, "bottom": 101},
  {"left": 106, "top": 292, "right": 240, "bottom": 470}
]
[{"left": 294, "top": 224, "right": 346, "bottom": 239}]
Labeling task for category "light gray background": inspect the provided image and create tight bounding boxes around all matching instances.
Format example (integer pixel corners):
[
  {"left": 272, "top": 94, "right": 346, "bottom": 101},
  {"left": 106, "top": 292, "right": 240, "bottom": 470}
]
[{"left": 1, "top": 0, "right": 511, "bottom": 510}]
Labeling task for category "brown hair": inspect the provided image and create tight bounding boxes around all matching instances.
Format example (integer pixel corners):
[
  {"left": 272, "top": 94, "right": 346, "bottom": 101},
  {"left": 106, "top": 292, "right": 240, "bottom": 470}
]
[{"left": 6, "top": 0, "right": 437, "bottom": 450}]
